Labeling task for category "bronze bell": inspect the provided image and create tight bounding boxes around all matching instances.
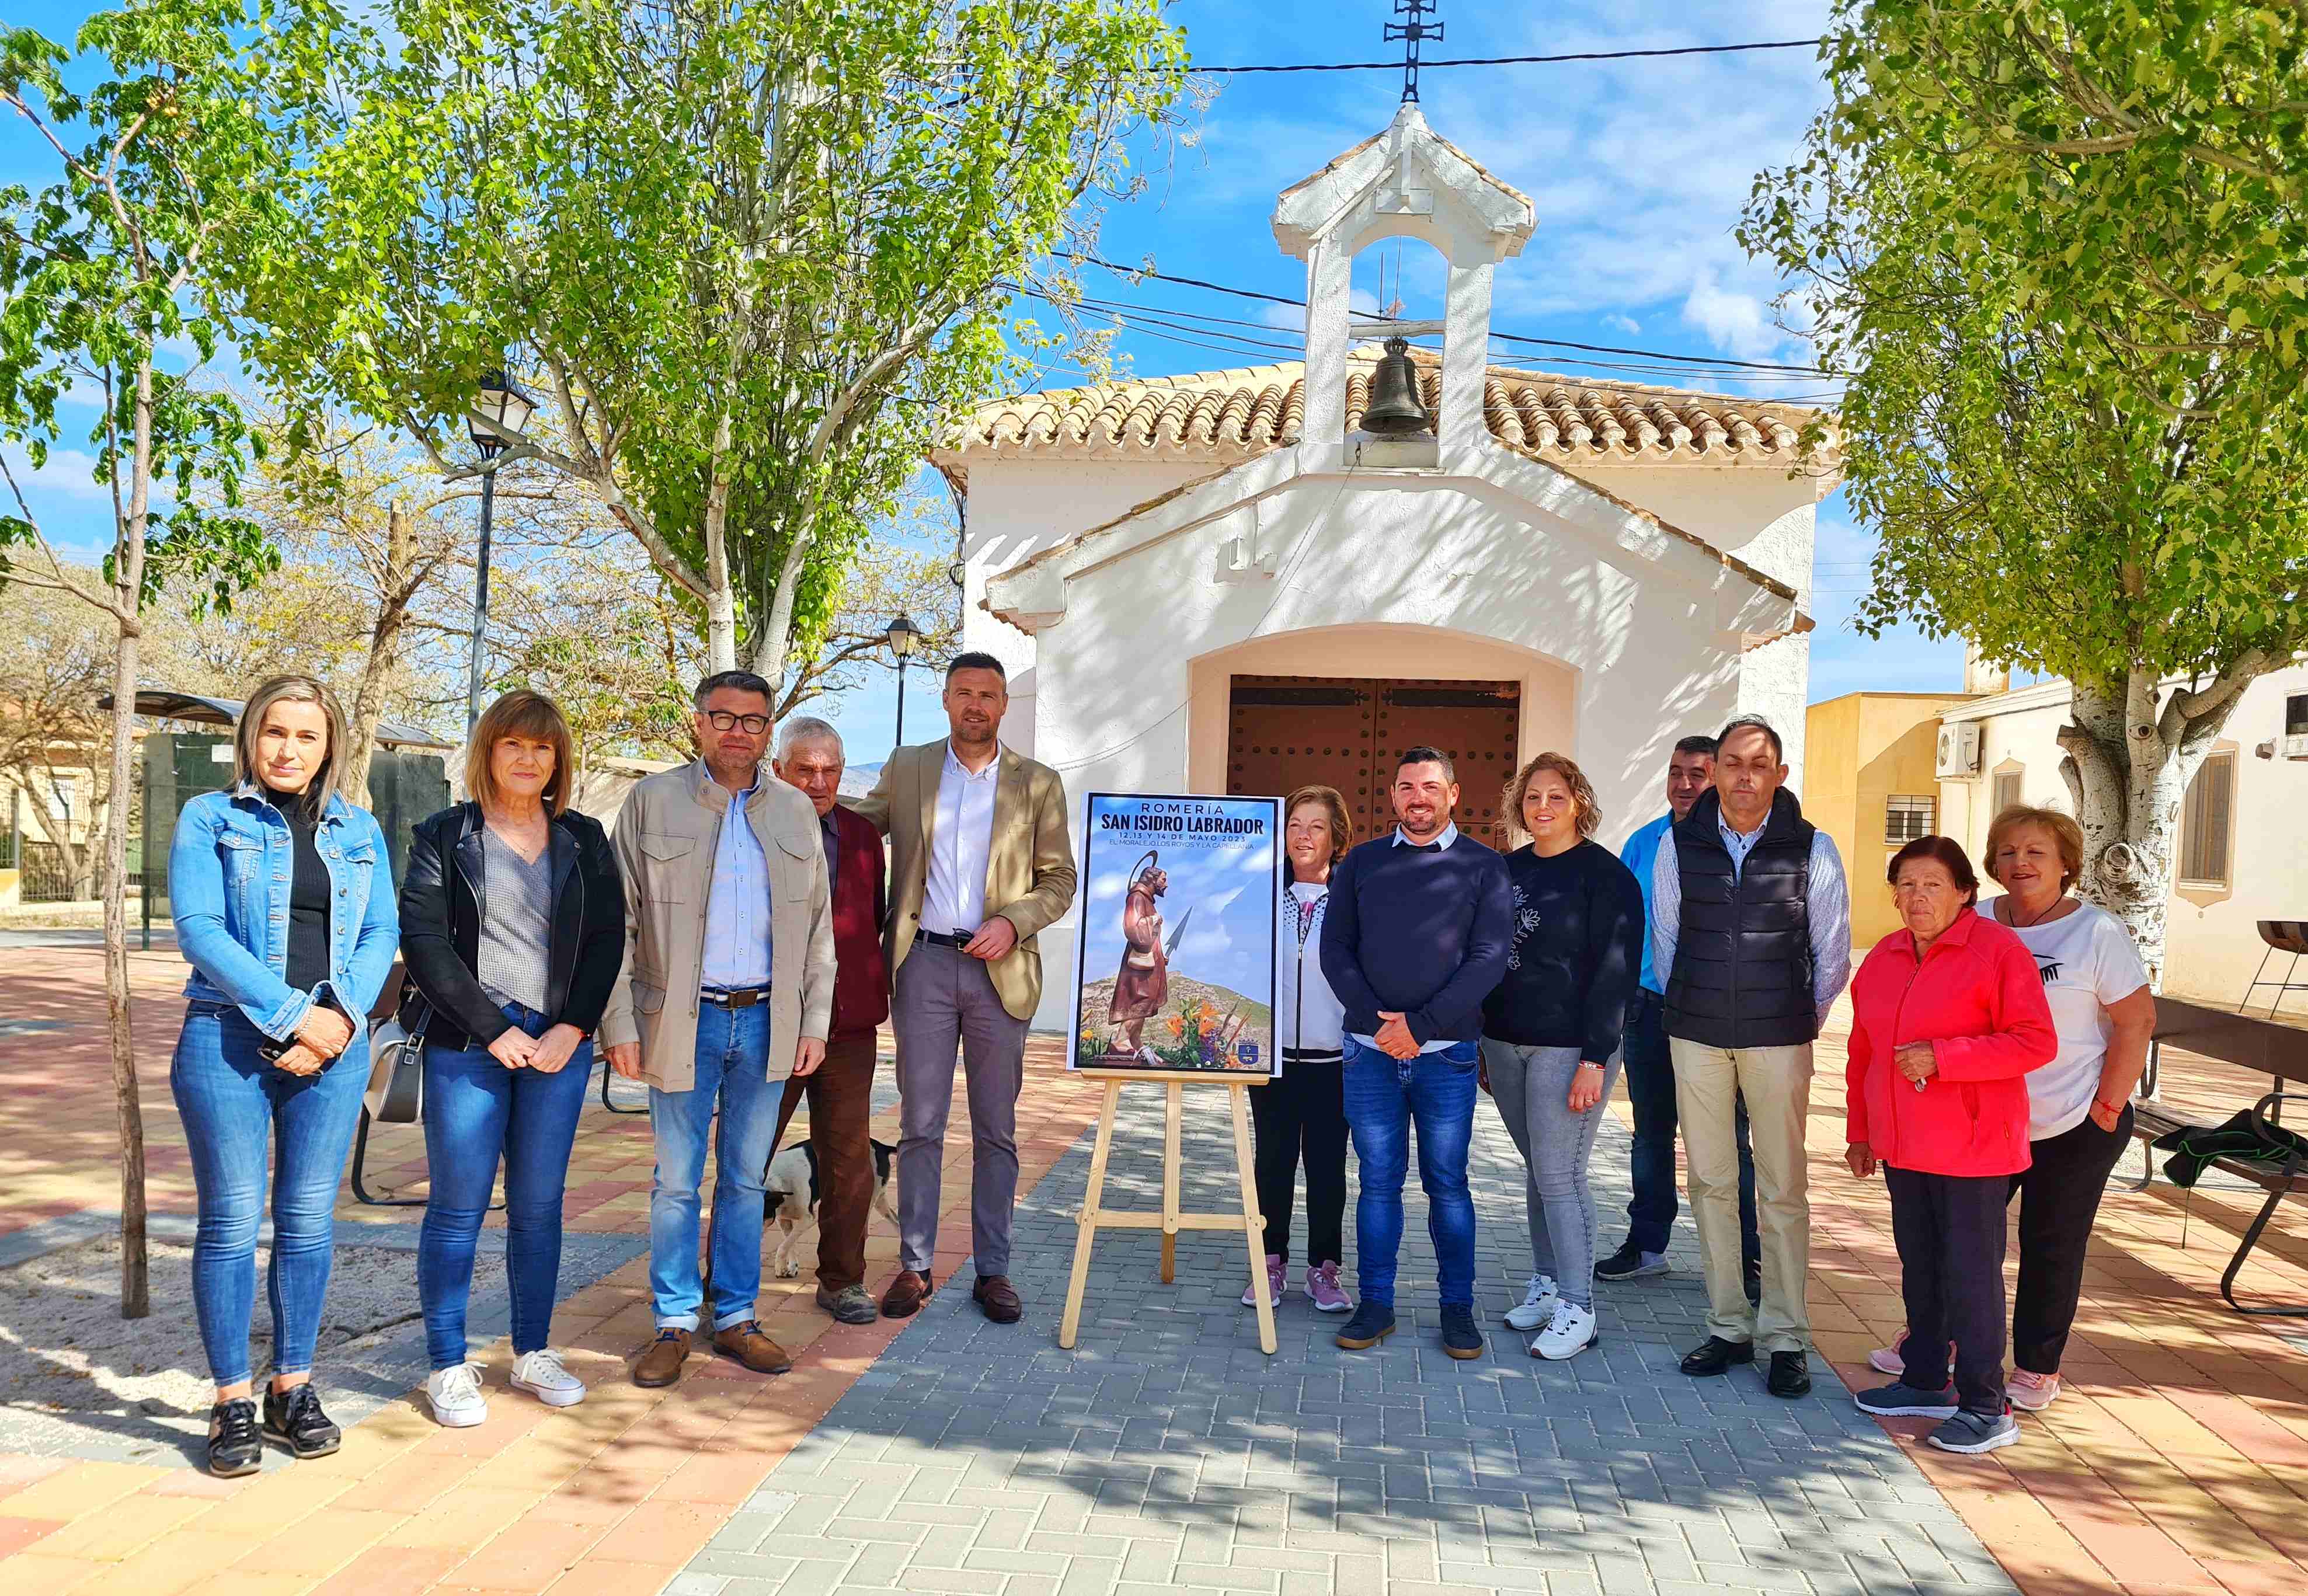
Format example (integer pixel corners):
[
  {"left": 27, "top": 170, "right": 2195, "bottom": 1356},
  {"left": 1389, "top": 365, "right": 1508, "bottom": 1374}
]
[{"left": 1360, "top": 336, "right": 1433, "bottom": 436}]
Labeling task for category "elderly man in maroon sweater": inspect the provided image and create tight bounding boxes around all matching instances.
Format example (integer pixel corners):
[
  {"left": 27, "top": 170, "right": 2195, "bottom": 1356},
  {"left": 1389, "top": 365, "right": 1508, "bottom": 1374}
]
[{"left": 772, "top": 717, "right": 890, "bottom": 1324}]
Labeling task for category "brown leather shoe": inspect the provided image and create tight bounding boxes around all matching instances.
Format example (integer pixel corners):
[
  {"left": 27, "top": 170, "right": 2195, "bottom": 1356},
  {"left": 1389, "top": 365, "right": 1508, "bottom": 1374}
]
[
  {"left": 633, "top": 1327, "right": 691, "bottom": 1388},
  {"left": 881, "top": 1269, "right": 934, "bottom": 1319},
  {"left": 710, "top": 1320, "right": 793, "bottom": 1374},
  {"left": 972, "top": 1274, "right": 1023, "bottom": 1324}
]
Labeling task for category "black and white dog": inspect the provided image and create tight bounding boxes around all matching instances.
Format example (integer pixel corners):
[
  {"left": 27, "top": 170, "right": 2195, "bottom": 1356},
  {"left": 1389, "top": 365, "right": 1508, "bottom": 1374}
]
[{"left": 765, "top": 1136, "right": 900, "bottom": 1278}]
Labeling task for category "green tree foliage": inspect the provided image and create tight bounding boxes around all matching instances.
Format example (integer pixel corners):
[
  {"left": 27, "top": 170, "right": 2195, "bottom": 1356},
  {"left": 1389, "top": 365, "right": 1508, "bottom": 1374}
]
[
  {"left": 211, "top": 0, "right": 1185, "bottom": 687},
  {"left": 1743, "top": 1, "right": 2308, "bottom": 969},
  {"left": 1, "top": 6, "right": 279, "bottom": 1316}
]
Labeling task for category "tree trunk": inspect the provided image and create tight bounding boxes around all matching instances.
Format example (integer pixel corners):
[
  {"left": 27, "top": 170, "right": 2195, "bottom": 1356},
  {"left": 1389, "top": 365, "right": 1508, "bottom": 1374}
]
[
  {"left": 340, "top": 503, "right": 415, "bottom": 803},
  {"left": 747, "top": 507, "right": 814, "bottom": 697},
  {"left": 107, "top": 361, "right": 156, "bottom": 1321},
  {"left": 2056, "top": 666, "right": 2242, "bottom": 990},
  {"left": 703, "top": 421, "right": 737, "bottom": 672}
]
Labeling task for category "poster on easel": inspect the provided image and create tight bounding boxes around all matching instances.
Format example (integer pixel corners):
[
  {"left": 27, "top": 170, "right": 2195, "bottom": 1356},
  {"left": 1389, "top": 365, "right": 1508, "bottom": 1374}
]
[{"left": 1068, "top": 792, "right": 1280, "bottom": 1076}]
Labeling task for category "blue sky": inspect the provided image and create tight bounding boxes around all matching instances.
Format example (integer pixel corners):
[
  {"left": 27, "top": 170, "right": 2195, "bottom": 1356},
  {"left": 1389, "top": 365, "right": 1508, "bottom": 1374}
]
[{"left": 4, "top": 2, "right": 1961, "bottom": 757}]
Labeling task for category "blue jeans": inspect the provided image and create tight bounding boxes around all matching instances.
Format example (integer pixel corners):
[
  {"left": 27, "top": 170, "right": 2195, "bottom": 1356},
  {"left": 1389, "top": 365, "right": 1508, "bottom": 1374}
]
[
  {"left": 169, "top": 1002, "right": 369, "bottom": 1386},
  {"left": 648, "top": 1001, "right": 779, "bottom": 1331},
  {"left": 1623, "top": 991, "right": 1759, "bottom": 1263},
  {"left": 417, "top": 1003, "right": 593, "bottom": 1370},
  {"left": 1341, "top": 1036, "right": 1479, "bottom": 1308}
]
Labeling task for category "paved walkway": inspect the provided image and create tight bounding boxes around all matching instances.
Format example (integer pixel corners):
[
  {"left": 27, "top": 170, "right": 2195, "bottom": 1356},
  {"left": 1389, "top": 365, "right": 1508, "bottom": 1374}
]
[
  {"left": 2, "top": 947, "right": 2306, "bottom": 1596},
  {"left": 684, "top": 1082, "right": 2007, "bottom": 1596}
]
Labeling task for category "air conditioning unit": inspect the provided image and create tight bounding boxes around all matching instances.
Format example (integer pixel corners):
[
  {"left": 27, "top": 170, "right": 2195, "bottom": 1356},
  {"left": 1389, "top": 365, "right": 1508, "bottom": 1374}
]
[{"left": 1935, "top": 723, "right": 1983, "bottom": 779}]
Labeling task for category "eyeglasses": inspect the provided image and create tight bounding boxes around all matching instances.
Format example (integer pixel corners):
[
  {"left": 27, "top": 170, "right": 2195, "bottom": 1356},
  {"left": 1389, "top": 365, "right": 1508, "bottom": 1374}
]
[{"left": 704, "top": 711, "right": 771, "bottom": 734}]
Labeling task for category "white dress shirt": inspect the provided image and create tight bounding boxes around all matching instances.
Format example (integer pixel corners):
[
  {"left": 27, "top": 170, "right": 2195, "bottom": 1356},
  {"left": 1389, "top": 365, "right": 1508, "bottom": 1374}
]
[
  {"left": 1349, "top": 821, "right": 1464, "bottom": 1054},
  {"left": 922, "top": 741, "right": 1001, "bottom": 936}
]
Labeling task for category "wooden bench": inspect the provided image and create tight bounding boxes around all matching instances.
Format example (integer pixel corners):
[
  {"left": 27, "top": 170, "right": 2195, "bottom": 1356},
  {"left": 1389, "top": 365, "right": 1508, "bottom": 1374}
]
[{"left": 2135, "top": 997, "right": 2308, "bottom": 1318}]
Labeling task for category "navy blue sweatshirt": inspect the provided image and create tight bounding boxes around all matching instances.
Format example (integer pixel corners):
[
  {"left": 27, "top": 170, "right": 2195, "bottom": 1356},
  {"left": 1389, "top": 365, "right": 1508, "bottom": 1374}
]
[
  {"left": 1481, "top": 839, "right": 1644, "bottom": 1060},
  {"left": 1319, "top": 831, "right": 1514, "bottom": 1046}
]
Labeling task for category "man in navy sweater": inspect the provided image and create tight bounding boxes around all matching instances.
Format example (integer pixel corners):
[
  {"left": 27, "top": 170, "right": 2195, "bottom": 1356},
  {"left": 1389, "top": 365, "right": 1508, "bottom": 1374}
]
[{"left": 1320, "top": 747, "right": 1514, "bottom": 1358}]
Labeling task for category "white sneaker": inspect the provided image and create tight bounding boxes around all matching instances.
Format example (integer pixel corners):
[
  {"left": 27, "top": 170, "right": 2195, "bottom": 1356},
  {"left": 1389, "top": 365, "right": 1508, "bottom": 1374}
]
[
  {"left": 1505, "top": 1274, "right": 1559, "bottom": 1332},
  {"left": 510, "top": 1348, "right": 587, "bottom": 1408},
  {"left": 426, "top": 1362, "right": 489, "bottom": 1427},
  {"left": 1530, "top": 1300, "right": 1600, "bottom": 1361}
]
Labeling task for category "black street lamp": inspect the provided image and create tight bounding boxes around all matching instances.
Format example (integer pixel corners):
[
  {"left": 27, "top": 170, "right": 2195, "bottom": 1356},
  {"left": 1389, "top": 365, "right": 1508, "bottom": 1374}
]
[
  {"left": 465, "top": 367, "right": 537, "bottom": 733},
  {"left": 885, "top": 612, "right": 922, "bottom": 747}
]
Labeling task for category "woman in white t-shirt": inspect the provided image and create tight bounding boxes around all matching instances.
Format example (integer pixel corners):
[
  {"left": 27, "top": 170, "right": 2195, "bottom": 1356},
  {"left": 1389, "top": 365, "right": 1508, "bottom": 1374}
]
[{"left": 1870, "top": 805, "right": 2154, "bottom": 1412}]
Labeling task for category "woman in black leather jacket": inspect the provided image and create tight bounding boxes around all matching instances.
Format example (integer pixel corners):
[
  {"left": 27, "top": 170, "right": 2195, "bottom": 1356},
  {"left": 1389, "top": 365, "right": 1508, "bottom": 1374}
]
[{"left": 398, "top": 689, "right": 624, "bottom": 1426}]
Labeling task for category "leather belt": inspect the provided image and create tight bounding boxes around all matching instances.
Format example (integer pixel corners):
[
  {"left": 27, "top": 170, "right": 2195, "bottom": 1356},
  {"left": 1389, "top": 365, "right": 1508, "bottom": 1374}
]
[
  {"left": 701, "top": 985, "right": 772, "bottom": 1008},
  {"left": 916, "top": 929, "right": 971, "bottom": 950}
]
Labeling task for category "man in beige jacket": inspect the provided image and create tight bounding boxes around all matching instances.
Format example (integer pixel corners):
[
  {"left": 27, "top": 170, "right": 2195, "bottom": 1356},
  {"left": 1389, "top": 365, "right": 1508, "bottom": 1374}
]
[
  {"left": 844, "top": 653, "right": 1074, "bottom": 1323},
  {"left": 602, "top": 671, "right": 834, "bottom": 1386}
]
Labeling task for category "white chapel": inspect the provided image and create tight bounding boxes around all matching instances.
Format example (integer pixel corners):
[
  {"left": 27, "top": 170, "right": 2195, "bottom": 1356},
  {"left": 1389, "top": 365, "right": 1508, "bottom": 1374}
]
[{"left": 932, "top": 106, "right": 1841, "bottom": 1029}]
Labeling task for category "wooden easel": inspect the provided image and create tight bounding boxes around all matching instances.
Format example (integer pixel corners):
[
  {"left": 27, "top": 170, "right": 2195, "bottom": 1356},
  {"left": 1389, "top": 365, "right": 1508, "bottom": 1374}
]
[{"left": 1057, "top": 1071, "right": 1276, "bottom": 1355}]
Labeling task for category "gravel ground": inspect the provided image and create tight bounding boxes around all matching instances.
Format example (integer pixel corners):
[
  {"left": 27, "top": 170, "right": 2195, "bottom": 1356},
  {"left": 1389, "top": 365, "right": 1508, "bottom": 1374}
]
[{"left": 0, "top": 1230, "right": 506, "bottom": 1463}]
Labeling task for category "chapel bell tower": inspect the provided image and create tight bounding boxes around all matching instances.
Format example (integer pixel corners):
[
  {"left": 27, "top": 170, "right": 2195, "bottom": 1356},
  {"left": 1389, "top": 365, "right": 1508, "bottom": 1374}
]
[{"left": 1270, "top": 100, "right": 1534, "bottom": 470}]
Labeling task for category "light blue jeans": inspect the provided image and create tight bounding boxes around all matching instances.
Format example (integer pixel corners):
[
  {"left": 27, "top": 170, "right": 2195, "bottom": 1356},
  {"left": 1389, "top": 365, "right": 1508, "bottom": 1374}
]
[
  {"left": 1481, "top": 1039, "right": 1623, "bottom": 1310},
  {"left": 647, "top": 1001, "right": 779, "bottom": 1331},
  {"left": 170, "top": 1002, "right": 369, "bottom": 1385}
]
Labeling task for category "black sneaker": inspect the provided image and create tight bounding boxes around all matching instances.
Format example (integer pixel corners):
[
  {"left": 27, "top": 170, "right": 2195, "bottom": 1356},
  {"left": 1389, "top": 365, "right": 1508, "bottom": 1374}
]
[
  {"left": 1593, "top": 1241, "right": 1669, "bottom": 1281},
  {"left": 1439, "top": 1304, "right": 1484, "bottom": 1361},
  {"left": 1334, "top": 1300, "right": 1396, "bottom": 1350},
  {"left": 206, "top": 1398, "right": 262, "bottom": 1477},
  {"left": 262, "top": 1381, "right": 342, "bottom": 1460}
]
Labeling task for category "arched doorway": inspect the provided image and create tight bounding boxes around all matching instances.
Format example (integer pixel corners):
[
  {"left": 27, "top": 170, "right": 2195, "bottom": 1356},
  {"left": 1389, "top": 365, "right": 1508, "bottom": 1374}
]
[{"left": 1185, "top": 625, "right": 1576, "bottom": 851}]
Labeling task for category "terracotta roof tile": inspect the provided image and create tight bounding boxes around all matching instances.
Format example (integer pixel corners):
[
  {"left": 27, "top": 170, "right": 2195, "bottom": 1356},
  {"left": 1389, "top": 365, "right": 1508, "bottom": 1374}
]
[{"left": 938, "top": 349, "right": 1838, "bottom": 479}]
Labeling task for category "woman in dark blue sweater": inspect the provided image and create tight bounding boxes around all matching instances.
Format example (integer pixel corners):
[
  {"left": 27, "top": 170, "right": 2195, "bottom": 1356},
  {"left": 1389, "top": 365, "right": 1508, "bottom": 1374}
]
[{"left": 1481, "top": 752, "right": 1644, "bottom": 1360}]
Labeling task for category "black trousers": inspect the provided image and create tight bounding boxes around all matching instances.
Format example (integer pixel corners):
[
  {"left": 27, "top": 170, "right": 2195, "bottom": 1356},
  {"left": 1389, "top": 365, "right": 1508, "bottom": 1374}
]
[
  {"left": 2008, "top": 1104, "right": 2132, "bottom": 1375},
  {"left": 1249, "top": 1060, "right": 1348, "bottom": 1266},
  {"left": 1886, "top": 1165, "right": 2009, "bottom": 1416}
]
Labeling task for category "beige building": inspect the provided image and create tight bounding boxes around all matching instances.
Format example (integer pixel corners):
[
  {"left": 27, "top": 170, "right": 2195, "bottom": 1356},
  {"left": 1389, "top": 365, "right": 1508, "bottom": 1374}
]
[
  {"left": 1934, "top": 660, "right": 2308, "bottom": 1007},
  {"left": 1803, "top": 691, "right": 1980, "bottom": 947}
]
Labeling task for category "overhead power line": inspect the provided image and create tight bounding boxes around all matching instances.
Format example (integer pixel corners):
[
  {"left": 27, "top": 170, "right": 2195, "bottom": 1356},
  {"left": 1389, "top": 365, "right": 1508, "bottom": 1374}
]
[
  {"left": 1182, "top": 39, "right": 1823, "bottom": 75},
  {"left": 1046, "top": 252, "right": 1831, "bottom": 380}
]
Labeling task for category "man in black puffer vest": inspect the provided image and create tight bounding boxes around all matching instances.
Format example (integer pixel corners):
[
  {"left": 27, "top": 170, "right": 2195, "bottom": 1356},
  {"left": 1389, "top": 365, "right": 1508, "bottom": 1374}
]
[{"left": 1648, "top": 716, "right": 1851, "bottom": 1399}]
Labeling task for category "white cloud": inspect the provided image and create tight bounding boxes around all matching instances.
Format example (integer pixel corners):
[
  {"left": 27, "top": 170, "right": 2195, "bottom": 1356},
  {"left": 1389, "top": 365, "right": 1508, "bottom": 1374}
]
[
  {"left": 1602, "top": 313, "right": 1641, "bottom": 334},
  {"left": 1680, "top": 270, "right": 1783, "bottom": 361},
  {"left": 0, "top": 442, "right": 113, "bottom": 505}
]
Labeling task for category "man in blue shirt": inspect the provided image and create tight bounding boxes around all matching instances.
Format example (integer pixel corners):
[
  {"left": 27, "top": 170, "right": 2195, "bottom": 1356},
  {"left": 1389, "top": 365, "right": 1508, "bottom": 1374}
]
[{"left": 1598, "top": 735, "right": 1761, "bottom": 1294}]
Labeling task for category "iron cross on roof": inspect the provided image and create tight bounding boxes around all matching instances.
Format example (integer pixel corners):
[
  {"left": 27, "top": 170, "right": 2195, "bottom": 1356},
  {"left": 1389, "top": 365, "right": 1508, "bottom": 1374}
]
[{"left": 1384, "top": 0, "right": 1443, "bottom": 104}]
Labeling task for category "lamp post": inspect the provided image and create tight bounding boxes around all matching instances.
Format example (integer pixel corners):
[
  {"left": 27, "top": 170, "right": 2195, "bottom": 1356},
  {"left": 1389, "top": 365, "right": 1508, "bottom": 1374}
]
[
  {"left": 465, "top": 368, "right": 537, "bottom": 733},
  {"left": 885, "top": 612, "right": 922, "bottom": 747}
]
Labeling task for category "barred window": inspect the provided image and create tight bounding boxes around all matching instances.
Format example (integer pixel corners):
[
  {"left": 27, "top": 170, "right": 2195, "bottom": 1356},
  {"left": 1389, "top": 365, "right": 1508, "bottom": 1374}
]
[
  {"left": 2179, "top": 753, "right": 2234, "bottom": 888},
  {"left": 1885, "top": 795, "right": 1936, "bottom": 844}
]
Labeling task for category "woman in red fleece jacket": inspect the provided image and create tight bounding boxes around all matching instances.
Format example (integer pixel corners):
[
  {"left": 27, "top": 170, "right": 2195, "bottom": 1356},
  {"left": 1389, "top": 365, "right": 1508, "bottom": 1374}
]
[{"left": 1844, "top": 836, "right": 2055, "bottom": 1456}]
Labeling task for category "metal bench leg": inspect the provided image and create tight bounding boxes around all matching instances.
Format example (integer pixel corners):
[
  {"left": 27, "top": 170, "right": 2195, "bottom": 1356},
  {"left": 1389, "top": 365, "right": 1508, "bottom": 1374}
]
[
  {"left": 600, "top": 1057, "right": 646, "bottom": 1114},
  {"left": 2218, "top": 1179, "right": 2308, "bottom": 1318},
  {"left": 349, "top": 1108, "right": 426, "bottom": 1207}
]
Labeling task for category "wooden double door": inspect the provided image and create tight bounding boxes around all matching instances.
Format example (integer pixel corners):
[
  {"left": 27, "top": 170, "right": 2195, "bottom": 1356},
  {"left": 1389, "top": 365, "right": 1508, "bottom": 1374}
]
[{"left": 1224, "top": 675, "right": 1522, "bottom": 849}]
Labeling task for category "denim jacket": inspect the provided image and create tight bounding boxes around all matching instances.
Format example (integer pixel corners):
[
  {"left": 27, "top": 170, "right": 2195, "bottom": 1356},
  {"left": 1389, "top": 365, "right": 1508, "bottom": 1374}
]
[{"left": 171, "top": 782, "right": 401, "bottom": 1041}]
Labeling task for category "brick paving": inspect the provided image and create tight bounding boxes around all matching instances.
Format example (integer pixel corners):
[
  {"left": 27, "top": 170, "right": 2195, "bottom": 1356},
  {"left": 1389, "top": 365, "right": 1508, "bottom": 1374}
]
[
  {"left": 1, "top": 946, "right": 2306, "bottom": 1596},
  {"left": 677, "top": 1067, "right": 2011, "bottom": 1596}
]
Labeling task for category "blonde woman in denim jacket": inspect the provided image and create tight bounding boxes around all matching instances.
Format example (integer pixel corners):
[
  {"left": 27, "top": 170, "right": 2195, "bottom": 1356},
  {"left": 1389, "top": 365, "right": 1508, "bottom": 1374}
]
[{"left": 169, "top": 676, "right": 398, "bottom": 1475}]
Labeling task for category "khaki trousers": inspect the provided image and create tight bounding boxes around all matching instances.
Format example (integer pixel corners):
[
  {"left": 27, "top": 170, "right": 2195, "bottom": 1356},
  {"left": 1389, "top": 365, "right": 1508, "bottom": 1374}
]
[{"left": 1669, "top": 1038, "right": 1813, "bottom": 1352}]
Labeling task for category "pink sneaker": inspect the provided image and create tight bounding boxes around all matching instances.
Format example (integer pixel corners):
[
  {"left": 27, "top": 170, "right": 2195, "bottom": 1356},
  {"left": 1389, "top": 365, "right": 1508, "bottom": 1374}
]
[
  {"left": 1305, "top": 1260, "right": 1353, "bottom": 1313},
  {"left": 1242, "top": 1254, "right": 1285, "bottom": 1307},
  {"left": 2007, "top": 1369, "right": 2061, "bottom": 1411},
  {"left": 1868, "top": 1330, "right": 1957, "bottom": 1377}
]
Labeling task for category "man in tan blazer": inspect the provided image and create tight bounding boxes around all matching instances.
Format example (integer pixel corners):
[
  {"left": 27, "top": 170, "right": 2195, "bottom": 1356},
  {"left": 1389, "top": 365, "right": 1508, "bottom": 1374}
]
[
  {"left": 602, "top": 671, "right": 834, "bottom": 1386},
  {"left": 845, "top": 652, "right": 1074, "bottom": 1323}
]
